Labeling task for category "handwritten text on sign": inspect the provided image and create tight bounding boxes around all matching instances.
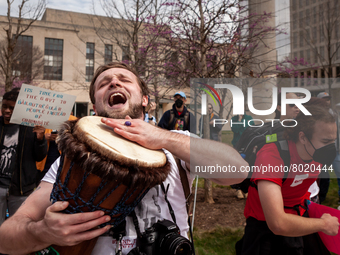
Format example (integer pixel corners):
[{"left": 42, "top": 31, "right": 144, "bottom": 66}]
[{"left": 10, "top": 84, "right": 76, "bottom": 129}]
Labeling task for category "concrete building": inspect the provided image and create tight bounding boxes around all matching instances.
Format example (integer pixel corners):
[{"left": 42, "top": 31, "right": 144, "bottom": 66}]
[
  {"left": 0, "top": 8, "right": 119, "bottom": 117},
  {"left": 0, "top": 8, "right": 181, "bottom": 117},
  {"left": 290, "top": 0, "right": 340, "bottom": 104}
]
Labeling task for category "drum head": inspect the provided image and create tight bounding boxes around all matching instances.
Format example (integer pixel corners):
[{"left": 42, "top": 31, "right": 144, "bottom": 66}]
[{"left": 73, "top": 116, "right": 166, "bottom": 168}]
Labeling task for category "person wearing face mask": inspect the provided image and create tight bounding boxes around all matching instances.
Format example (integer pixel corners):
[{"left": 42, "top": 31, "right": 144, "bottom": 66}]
[
  {"left": 158, "top": 91, "right": 196, "bottom": 133},
  {"left": 236, "top": 104, "right": 339, "bottom": 255}
]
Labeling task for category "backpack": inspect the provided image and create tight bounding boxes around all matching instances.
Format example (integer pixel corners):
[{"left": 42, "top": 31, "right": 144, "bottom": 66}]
[
  {"left": 234, "top": 122, "right": 290, "bottom": 193},
  {"left": 169, "top": 109, "right": 190, "bottom": 130}
]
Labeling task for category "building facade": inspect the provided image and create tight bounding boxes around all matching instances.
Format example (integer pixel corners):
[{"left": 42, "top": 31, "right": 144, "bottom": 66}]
[
  {"left": 0, "top": 8, "right": 144, "bottom": 117},
  {"left": 290, "top": 0, "right": 340, "bottom": 103}
]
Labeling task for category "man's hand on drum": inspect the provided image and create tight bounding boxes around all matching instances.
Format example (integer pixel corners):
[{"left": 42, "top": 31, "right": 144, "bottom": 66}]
[
  {"left": 39, "top": 201, "right": 112, "bottom": 246},
  {"left": 102, "top": 116, "right": 167, "bottom": 150}
]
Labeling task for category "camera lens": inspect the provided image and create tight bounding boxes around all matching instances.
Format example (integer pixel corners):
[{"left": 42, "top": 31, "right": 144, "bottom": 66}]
[{"left": 161, "top": 234, "right": 192, "bottom": 255}]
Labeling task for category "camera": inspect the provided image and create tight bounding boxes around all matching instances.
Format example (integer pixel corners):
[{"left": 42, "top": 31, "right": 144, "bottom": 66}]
[
  {"left": 127, "top": 219, "right": 193, "bottom": 255},
  {"left": 51, "top": 130, "right": 58, "bottom": 134}
]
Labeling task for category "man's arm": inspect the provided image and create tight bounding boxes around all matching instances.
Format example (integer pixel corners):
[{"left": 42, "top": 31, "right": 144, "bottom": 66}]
[
  {"left": 102, "top": 117, "right": 247, "bottom": 186},
  {"left": 0, "top": 181, "right": 111, "bottom": 254},
  {"left": 258, "top": 180, "right": 339, "bottom": 237}
]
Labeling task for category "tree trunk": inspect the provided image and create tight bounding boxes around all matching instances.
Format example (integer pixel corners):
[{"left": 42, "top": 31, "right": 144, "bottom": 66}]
[
  {"left": 204, "top": 179, "right": 214, "bottom": 204},
  {"left": 202, "top": 105, "right": 214, "bottom": 203}
]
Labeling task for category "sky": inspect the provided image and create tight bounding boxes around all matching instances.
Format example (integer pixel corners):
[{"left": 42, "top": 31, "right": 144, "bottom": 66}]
[{"left": 0, "top": 0, "right": 103, "bottom": 17}]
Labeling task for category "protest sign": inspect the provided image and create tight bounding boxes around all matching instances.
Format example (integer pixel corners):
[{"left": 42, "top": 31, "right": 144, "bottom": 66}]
[{"left": 10, "top": 84, "right": 77, "bottom": 130}]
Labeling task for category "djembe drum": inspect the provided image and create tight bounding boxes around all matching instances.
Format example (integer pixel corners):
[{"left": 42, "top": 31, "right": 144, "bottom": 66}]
[{"left": 41, "top": 116, "right": 171, "bottom": 255}]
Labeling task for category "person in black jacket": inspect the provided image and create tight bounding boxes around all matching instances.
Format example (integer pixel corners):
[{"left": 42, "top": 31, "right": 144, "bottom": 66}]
[
  {"left": 199, "top": 103, "right": 223, "bottom": 141},
  {"left": 0, "top": 90, "right": 47, "bottom": 225},
  {"left": 158, "top": 91, "right": 196, "bottom": 133}
]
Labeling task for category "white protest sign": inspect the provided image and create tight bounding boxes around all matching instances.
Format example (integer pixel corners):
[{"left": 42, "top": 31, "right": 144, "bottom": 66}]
[{"left": 10, "top": 84, "right": 77, "bottom": 130}]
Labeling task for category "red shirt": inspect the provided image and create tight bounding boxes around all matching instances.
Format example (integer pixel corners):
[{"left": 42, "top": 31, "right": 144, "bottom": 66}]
[{"left": 244, "top": 140, "right": 322, "bottom": 221}]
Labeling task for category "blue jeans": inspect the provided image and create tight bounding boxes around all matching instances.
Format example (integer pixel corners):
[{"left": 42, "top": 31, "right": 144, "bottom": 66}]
[
  {"left": 332, "top": 153, "right": 340, "bottom": 198},
  {"left": 0, "top": 187, "right": 27, "bottom": 226}
]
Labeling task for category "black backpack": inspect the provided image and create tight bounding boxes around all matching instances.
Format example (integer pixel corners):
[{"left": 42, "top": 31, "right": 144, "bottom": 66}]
[
  {"left": 234, "top": 122, "right": 290, "bottom": 193},
  {"left": 168, "top": 109, "right": 190, "bottom": 130}
]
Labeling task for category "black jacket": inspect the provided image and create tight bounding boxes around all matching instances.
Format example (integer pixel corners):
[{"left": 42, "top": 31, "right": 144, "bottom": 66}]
[
  {"left": 158, "top": 104, "right": 196, "bottom": 133},
  {"left": 0, "top": 117, "right": 47, "bottom": 196},
  {"left": 199, "top": 113, "right": 223, "bottom": 141}
]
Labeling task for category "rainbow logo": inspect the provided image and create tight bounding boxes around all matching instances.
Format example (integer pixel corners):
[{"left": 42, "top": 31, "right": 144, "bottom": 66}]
[{"left": 196, "top": 82, "right": 222, "bottom": 106}]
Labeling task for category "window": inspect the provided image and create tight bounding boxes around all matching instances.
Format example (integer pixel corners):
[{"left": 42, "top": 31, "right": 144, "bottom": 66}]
[
  {"left": 319, "top": 24, "right": 324, "bottom": 42},
  {"left": 312, "top": 28, "right": 317, "bottom": 44},
  {"left": 293, "top": 14, "right": 298, "bottom": 30},
  {"left": 299, "top": 0, "right": 303, "bottom": 8},
  {"left": 293, "top": 32, "right": 298, "bottom": 48},
  {"left": 299, "top": 31, "right": 304, "bottom": 47},
  {"left": 12, "top": 35, "right": 33, "bottom": 81},
  {"left": 72, "top": 102, "right": 88, "bottom": 118},
  {"left": 293, "top": 0, "right": 297, "bottom": 9},
  {"left": 299, "top": 11, "right": 304, "bottom": 28},
  {"left": 300, "top": 50, "right": 304, "bottom": 60},
  {"left": 44, "top": 38, "right": 63, "bottom": 80},
  {"left": 121, "top": 46, "right": 130, "bottom": 62},
  {"left": 306, "top": 50, "right": 310, "bottom": 62},
  {"left": 306, "top": 0, "right": 309, "bottom": 5},
  {"left": 104, "top": 44, "right": 112, "bottom": 65},
  {"left": 319, "top": 6, "right": 323, "bottom": 22},
  {"left": 336, "top": 66, "right": 340, "bottom": 77},
  {"left": 305, "top": 10, "right": 310, "bottom": 25},
  {"left": 336, "top": 23, "right": 340, "bottom": 39},
  {"left": 320, "top": 46, "right": 325, "bottom": 59},
  {"left": 307, "top": 71, "right": 311, "bottom": 85},
  {"left": 294, "top": 78, "right": 298, "bottom": 87},
  {"left": 314, "top": 48, "right": 319, "bottom": 63},
  {"left": 294, "top": 52, "right": 298, "bottom": 59},
  {"left": 300, "top": 72, "right": 305, "bottom": 86},
  {"left": 313, "top": 7, "right": 317, "bottom": 24},
  {"left": 321, "top": 69, "right": 325, "bottom": 84},
  {"left": 86, "top": 42, "right": 95, "bottom": 82}
]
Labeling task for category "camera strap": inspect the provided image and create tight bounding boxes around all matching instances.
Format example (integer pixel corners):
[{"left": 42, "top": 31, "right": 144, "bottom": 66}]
[
  {"left": 108, "top": 220, "right": 126, "bottom": 255},
  {"left": 130, "top": 210, "right": 143, "bottom": 239},
  {"left": 161, "top": 183, "right": 177, "bottom": 223}
]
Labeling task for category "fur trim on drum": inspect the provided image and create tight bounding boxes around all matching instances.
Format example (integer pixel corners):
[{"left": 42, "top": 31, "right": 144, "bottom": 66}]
[{"left": 57, "top": 119, "right": 171, "bottom": 189}]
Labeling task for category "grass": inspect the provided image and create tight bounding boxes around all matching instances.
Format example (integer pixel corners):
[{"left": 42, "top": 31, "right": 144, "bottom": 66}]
[
  {"left": 193, "top": 227, "right": 244, "bottom": 255},
  {"left": 221, "top": 130, "right": 234, "bottom": 146},
  {"left": 322, "top": 171, "right": 339, "bottom": 209}
]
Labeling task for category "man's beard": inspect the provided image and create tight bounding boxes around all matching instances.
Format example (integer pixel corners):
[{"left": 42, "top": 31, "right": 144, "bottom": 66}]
[{"left": 96, "top": 101, "right": 144, "bottom": 119}]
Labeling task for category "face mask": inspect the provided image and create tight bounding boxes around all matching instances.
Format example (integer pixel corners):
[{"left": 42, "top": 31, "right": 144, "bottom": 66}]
[
  {"left": 175, "top": 99, "right": 183, "bottom": 108},
  {"left": 305, "top": 137, "right": 336, "bottom": 165}
]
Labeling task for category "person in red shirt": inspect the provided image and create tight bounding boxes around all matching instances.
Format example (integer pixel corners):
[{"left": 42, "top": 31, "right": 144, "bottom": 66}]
[{"left": 236, "top": 105, "right": 340, "bottom": 255}]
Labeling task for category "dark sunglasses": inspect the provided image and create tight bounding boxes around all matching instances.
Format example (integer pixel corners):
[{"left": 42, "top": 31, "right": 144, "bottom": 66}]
[{"left": 288, "top": 104, "right": 295, "bottom": 107}]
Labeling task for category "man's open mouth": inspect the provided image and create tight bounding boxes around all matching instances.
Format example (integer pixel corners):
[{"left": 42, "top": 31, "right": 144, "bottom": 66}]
[{"left": 109, "top": 92, "right": 127, "bottom": 107}]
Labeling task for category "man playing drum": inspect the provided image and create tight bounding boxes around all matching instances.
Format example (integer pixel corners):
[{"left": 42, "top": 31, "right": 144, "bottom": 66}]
[{"left": 0, "top": 62, "right": 247, "bottom": 255}]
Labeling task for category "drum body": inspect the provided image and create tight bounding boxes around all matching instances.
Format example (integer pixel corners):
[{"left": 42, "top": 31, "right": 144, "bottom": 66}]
[
  {"left": 50, "top": 117, "right": 171, "bottom": 228},
  {"left": 51, "top": 155, "right": 148, "bottom": 227}
]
